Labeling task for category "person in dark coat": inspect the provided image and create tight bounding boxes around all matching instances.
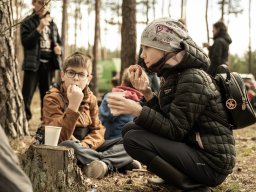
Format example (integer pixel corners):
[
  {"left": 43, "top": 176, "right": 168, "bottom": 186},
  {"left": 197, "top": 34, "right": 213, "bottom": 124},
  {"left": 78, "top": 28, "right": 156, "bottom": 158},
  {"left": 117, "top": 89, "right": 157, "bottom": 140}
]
[
  {"left": 203, "top": 21, "right": 232, "bottom": 77},
  {"left": 107, "top": 18, "right": 236, "bottom": 191},
  {"left": 20, "top": 0, "right": 62, "bottom": 121}
]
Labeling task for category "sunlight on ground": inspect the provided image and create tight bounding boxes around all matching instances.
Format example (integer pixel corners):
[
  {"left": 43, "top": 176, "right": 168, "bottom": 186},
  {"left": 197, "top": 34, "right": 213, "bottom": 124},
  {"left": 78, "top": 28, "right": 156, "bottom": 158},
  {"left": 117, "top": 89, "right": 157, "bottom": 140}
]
[{"left": 29, "top": 88, "right": 41, "bottom": 135}]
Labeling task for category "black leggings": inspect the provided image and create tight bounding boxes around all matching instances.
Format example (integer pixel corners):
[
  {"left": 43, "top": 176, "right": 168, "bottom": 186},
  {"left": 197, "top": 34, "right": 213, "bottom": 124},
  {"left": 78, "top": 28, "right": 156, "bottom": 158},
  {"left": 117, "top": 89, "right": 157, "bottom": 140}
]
[{"left": 122, "top": 122, "right": 227, "bottom": 187}]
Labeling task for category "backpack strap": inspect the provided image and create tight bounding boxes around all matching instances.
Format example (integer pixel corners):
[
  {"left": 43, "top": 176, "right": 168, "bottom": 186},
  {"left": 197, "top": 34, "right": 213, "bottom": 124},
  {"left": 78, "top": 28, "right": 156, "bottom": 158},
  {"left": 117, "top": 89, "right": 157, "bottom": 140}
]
[{"left": 203, "top": 110, "right": 234, "bottom": 129}]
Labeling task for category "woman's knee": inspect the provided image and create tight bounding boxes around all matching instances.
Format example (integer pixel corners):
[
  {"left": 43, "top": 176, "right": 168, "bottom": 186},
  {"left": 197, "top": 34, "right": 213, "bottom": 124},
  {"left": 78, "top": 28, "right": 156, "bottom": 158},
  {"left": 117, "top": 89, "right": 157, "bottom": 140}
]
[{"left": 122, "top": 122, "right": 137, "bottom": 137}]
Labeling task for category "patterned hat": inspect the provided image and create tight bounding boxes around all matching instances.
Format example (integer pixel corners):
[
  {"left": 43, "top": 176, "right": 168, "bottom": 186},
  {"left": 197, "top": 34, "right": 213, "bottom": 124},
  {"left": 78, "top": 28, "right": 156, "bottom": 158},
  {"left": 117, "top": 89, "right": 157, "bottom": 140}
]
[{"left": 141, "top": 18, "right": 189, "bottom": 52}]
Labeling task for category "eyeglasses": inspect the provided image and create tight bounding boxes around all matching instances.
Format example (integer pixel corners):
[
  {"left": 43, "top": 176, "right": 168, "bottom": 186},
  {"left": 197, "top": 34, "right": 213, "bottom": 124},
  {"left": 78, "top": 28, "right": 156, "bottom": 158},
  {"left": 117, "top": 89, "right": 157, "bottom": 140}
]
[
  {"left": 37, "top": 0, "right": 49, "bottom": 6},
  {"left": 65, "top": 70, "right": 89, "bottom": 80}
]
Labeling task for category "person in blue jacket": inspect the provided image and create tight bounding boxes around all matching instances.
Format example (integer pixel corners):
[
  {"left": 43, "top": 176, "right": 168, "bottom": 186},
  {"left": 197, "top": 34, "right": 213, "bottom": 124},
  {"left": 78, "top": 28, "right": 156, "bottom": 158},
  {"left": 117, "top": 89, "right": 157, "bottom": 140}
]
[{"left": 99, "top": 68, "right": 145, "bottom": 140}]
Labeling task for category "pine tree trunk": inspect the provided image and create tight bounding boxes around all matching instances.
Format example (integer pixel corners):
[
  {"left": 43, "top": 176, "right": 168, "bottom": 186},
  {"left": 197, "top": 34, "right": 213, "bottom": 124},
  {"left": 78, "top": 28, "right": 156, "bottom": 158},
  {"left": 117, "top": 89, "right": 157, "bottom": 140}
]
[
  {"left": 61, "top": 0, "right": 68, "bottom": 59},
  {"left": 92, "top": 0, "right": 101, "bottom": 96},
  {"left": 22, "top": 145, "right": 88, "bottom": 192},
  {"left": 121, "top": 0, "right": 136, "bottom": 75},
  {"left": 0, "top": 0, "right": 29, "bottom": 137}
]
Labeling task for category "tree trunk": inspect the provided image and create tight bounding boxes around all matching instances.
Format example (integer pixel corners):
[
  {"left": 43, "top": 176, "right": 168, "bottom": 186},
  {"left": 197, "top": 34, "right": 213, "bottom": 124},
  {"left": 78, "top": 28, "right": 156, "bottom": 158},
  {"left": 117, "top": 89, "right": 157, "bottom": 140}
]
[
  {"left": 0, "top": 0, "right": 29, "bottom": 137},
  {"left": 13, "top": 0, "right": 23, "bottom": 71},
  {"left": 61, "top": 0, "right": 68, "bottom": 59},
  {"left": 121, "top": 0, "right": 136, "bottom": 76},
  {"left": 221, "top": 0, "right": 225, "bottom": 21},
  {"left": 22, "top": 145, "right": 88, "bottom": 192},
  {"left": 248, "top": 0, "right": 252, "bottom": 73},
  {"left": 92, "top": 0, "right": 101, "bottom": 96},
  {"left": 205, "top": 0, "right": 210, "bottom": 43},
  {"left": 181, "top": 0, "right": 184, "bottom": 18},
  {"left": 146, "top": 0, "right": 149, "bottom": 24}
]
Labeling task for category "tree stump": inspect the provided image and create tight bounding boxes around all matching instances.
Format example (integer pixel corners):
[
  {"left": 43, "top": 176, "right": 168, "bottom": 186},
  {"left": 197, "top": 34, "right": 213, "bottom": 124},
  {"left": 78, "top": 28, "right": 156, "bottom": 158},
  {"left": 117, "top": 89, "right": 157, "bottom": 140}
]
[{"left": 22, "top": 145, "right": 88, "bottom": 192}]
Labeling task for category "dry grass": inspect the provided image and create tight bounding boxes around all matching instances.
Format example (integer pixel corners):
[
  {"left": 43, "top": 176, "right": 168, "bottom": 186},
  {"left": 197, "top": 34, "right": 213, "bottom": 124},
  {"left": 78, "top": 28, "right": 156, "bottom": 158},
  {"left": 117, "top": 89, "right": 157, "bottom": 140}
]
[{"left": 12, "top": 90, "right": 256, "bottom": 192}]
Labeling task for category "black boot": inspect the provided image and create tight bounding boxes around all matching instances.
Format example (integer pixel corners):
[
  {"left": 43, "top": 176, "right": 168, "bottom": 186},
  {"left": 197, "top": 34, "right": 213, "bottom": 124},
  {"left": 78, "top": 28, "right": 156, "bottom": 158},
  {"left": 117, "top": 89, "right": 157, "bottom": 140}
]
[{"left": 147, "top": 156, "right": 209, "bottom": 192}]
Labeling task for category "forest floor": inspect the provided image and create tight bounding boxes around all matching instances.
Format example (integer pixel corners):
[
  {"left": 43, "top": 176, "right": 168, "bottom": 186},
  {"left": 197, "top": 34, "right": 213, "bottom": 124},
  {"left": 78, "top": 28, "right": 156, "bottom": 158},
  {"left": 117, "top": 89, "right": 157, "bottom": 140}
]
[{"left": 11, "top": 90, "right": 256, "bottom": 192}]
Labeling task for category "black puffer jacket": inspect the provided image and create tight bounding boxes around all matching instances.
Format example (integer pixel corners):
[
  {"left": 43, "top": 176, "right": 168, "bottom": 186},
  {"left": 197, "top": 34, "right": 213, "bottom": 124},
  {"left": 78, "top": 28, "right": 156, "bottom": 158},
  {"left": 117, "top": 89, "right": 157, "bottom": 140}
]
[
  {"left": 135, "top": 39, "right": 236, "bottom": 175},
  {"left": 208, "top": 31, "right": 232, "bottom": 76},
  {"left": 20, "top": 12, "right": 62, "bottom": 72}
]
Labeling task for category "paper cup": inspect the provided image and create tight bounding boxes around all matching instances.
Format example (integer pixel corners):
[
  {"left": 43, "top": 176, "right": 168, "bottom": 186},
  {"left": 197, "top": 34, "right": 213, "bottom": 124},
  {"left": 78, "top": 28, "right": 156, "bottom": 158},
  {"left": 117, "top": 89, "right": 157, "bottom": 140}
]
[
  {"left": 107, "top": 92, "right": 125, "bottom": 116},
  {"left": 44, "top": 126, "right": 62, "bottom": 146}
]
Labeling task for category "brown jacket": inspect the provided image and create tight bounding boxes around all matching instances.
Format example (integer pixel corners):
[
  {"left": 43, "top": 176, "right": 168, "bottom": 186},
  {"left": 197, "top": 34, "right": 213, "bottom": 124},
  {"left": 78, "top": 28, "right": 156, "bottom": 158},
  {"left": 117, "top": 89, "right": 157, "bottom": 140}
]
[{"left": 42, "top": 84, "right": 105, "bottom": 149}]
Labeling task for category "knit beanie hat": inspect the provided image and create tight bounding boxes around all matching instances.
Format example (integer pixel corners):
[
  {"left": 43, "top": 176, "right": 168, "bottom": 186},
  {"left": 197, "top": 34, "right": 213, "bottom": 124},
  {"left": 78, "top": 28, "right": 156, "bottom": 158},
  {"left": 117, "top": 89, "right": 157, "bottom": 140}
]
[{"left": 141, "top": 18, "right": 189, "bottom": 52}]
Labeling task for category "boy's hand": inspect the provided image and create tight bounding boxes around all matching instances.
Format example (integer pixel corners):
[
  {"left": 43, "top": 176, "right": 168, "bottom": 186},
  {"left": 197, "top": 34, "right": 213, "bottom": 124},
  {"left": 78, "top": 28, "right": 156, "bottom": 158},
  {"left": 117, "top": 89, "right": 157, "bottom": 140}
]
[
  {"left": 54, "top": 43, "right": 61, "bottom": 55},
  {"left": 67, "top": 84, "right": 84, "bottom": 112}
]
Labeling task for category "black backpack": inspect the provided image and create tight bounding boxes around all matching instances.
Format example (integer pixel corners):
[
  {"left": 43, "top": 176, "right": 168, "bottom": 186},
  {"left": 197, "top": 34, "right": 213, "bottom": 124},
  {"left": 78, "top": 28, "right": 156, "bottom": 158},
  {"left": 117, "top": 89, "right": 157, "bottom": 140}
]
[{"left": 204, "top": 65, "right": 256, "bottom": 129}]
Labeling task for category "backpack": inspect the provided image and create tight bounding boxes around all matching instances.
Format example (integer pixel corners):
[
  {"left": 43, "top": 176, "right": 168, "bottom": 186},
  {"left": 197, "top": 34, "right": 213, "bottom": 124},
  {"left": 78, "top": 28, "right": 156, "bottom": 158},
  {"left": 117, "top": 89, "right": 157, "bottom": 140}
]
[{"left": 204, "top": 65, "right": 256, "bottom": 129}]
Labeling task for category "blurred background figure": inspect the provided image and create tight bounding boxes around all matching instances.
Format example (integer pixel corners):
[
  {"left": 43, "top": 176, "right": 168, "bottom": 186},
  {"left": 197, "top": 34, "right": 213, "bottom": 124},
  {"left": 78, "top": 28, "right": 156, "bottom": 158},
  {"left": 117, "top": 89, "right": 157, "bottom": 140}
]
[
  {"left": 245, "top": 82, "right": 256, "bottom": 110},
  {"left": 203, "top": 21, "right": 232, "bottom": 77}
]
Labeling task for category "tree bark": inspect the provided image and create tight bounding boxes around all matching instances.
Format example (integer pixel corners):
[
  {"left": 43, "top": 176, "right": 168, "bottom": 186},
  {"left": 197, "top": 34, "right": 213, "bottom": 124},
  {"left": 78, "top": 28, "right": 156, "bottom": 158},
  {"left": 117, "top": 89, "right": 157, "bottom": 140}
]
[
  {"left": 121, "top": 0, "right": 136, "bottom": 76},
  {"left": 205, "top": 0, "right": 210, "bottom": 43},
  {"left": 61, "top": 0, "right": 68, "bottom": 59},
  {"left": 13, "top": 0, "right": 23, "bottom": 70},
  {"left": 22, "top": 145, "right": 88, "bottom": 192},
  {"left": 92, "top": 0, "right": 101, "bottom": 96},
  {"left": 221, "top": 0, "right": 225, "bottom": 21},
  {"left": 0, "top": 0, "right": 29, "bottom": 137}
]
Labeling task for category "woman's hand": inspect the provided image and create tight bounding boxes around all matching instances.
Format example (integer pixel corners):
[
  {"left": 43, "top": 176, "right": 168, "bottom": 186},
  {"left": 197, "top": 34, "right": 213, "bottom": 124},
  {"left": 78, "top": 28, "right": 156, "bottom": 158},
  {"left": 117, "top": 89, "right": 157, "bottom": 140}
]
[
  {"left": 107, "top": 94, "right": 142, "bottom": 117},
  {"left": 129, "top": 67, "right": 154, "bottom": 101}
]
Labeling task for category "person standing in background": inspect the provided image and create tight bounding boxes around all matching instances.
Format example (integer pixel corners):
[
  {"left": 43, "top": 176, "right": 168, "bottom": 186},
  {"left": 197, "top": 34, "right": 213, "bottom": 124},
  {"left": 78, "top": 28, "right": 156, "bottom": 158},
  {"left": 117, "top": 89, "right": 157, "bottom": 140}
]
[
  {"left": 203, "top": 21, "right": 232, "bottom": 77},
  {"left": 20, "top": 0, "right": 62, "bottom": 121}
]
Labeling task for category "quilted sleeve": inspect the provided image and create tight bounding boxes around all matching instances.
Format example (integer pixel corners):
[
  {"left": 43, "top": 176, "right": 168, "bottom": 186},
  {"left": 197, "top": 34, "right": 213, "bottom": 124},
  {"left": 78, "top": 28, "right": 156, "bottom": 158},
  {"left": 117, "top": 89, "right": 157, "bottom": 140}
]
[{"left": 135, "top": 70, "right": 211, "bottom": 141}]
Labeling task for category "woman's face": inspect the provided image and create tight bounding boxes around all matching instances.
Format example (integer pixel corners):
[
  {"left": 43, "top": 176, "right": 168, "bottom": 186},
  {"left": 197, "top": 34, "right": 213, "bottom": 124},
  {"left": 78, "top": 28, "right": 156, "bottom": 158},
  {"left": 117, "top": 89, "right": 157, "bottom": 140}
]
[{"left": 140, "top": 46, "right": 165, "bottom": 68}]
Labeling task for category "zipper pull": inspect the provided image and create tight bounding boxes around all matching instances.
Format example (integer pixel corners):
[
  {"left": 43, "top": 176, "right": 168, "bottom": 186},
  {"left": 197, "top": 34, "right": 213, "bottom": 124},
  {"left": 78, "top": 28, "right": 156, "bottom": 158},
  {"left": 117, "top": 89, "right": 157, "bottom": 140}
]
[{"left": 242, "top": 97, "right": 246, "bottom": 110}]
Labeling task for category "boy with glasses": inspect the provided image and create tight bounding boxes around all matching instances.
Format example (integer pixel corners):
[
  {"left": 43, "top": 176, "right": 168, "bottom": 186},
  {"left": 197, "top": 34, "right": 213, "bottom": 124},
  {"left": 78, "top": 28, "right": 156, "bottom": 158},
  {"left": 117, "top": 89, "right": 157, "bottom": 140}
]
[
  {"left": 42, "top": 52, "right": 140, "bottom": 179},
  {"left": 21, "top": 0, "right": 62, "bottom": 121}
]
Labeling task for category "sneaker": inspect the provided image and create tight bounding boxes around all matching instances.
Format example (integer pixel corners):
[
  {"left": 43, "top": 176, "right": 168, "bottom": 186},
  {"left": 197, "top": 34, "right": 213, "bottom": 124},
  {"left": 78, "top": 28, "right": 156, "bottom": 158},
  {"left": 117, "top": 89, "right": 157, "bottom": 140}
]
[
  {"left": 124, "top": 160, "right": 142, "bottom": 171},
  {"left": 83, "top": 160, "right": 108, "bottom": 179},
  {"left": 148, "top": 176, "right": 165, "bottom": 184}
]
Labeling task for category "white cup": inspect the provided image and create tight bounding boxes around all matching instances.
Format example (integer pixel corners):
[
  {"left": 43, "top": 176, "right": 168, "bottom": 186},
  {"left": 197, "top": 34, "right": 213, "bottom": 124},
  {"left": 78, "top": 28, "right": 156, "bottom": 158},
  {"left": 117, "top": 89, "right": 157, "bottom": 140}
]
[
  {"left": 107, "top": 92, "right": 125, "bottom": 116},
  {"left": 44, "top": 126, "right": 62, "bottom": 146}
]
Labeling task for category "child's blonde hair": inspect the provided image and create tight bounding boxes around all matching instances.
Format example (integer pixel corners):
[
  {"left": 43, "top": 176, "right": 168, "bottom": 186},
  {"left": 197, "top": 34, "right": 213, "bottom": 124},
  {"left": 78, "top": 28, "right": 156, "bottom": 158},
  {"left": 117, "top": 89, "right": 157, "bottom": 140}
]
[
  {"left": 121, "top": 67, "right": 148, "bottom": 88},
  {"left": 121, "top": 68, "right": 133, "bottom": 88},
  {"left": 63, "top": 52, "right": 92, "bottom": 74}
]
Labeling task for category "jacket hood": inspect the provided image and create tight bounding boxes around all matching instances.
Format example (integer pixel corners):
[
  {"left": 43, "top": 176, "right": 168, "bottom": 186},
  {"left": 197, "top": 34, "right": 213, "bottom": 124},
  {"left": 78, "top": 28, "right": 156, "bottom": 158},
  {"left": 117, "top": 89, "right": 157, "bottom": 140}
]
[
  {"left": 157, "top": 38, "right": 210, "bottom": 77},
  {"left": 214, "top": 31, "right": 232, "bottom": 45}
]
